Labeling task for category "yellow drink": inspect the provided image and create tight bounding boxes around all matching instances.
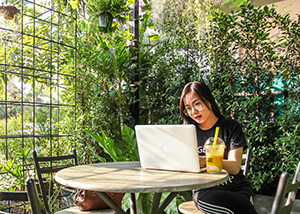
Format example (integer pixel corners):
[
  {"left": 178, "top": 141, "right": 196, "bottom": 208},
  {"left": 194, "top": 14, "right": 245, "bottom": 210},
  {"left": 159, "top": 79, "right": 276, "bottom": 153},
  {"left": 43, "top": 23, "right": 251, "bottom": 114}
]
[
  {"left": 206, "top": 153, "right": 223, "bottom": 173},
  {"left": 204, "top": 137, "right": 225, "bottom": 173}
]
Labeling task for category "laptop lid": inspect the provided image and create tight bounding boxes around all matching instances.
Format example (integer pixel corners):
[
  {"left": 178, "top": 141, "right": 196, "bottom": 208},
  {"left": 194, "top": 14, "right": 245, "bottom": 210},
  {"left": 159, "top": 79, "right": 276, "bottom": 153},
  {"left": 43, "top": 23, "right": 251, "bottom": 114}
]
[{"left": 135, "top": 124, "right": 200, "bottom": 173}]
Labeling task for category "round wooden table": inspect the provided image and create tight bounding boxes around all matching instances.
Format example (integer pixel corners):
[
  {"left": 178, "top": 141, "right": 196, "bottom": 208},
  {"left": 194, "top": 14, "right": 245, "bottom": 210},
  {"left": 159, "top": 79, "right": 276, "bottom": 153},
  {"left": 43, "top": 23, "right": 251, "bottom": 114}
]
[{"left": 55, "top": 161, "right": 228, "bottom": 214}]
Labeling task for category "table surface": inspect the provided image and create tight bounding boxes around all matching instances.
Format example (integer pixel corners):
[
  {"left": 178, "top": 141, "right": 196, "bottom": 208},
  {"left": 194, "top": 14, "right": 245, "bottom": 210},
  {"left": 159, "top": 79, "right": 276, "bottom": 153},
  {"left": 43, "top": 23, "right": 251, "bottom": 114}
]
[{"left": 55, "top": 161, "right": 228, "bottom": 193}]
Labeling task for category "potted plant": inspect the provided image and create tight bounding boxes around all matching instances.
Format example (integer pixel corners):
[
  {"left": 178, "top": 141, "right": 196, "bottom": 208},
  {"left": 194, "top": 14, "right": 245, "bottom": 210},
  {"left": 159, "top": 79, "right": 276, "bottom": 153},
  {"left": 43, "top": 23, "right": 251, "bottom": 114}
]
[{"left": 86, "top": 0, "right": 134, "bottom": 29}]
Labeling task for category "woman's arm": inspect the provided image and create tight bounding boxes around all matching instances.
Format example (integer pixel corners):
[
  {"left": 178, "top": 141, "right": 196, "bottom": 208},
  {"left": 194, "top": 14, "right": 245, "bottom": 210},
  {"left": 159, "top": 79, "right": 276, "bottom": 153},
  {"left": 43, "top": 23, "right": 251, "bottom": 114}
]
[{"left": 223, "top": 147, "right": 243, "bottom": 175}]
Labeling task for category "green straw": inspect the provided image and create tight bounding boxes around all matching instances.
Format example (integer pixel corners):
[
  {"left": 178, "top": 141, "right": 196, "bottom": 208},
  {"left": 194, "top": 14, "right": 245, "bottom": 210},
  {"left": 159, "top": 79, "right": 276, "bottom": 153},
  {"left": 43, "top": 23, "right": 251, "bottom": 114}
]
[{"left": 213, "top": 127, "right": 220, "bottom": 147}]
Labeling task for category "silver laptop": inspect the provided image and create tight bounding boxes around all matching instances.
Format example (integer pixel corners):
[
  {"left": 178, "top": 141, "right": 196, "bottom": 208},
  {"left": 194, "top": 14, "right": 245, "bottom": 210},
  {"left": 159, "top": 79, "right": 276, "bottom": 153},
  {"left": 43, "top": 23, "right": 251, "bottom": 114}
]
[{"left": 135, "top": 124, "right": 201, "bottom": 173}]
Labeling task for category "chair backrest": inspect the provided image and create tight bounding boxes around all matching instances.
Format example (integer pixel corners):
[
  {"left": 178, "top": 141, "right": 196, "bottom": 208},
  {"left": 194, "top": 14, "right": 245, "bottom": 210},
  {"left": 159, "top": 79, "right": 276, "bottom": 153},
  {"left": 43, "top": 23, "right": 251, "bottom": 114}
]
[
  {"left": 242, "top": 148, "right": 251, "bottom": 179},
  {"left": 33, "top": 149, "right": 78, "bottom": 214},
  {"left": 0, "top": 178, "right": 42, "bottom": 214},
  {"left": 271, "top": 162, "right": 300, "bottom": 214}
]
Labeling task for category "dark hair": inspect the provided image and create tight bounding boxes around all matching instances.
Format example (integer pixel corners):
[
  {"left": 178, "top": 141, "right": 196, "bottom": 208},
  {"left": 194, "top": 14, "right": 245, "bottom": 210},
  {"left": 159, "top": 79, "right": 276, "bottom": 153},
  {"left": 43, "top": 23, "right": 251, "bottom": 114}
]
[{"left": 180, "top": 81, "right": 224, "bottom": 124}]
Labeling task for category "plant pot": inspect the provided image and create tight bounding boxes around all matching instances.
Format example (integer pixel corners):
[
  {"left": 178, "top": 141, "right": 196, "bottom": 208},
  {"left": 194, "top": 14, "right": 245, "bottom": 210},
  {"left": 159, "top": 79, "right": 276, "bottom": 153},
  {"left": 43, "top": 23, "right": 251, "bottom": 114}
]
[{"left": 98, "top": 12, "right": 113, "bottom": 28}]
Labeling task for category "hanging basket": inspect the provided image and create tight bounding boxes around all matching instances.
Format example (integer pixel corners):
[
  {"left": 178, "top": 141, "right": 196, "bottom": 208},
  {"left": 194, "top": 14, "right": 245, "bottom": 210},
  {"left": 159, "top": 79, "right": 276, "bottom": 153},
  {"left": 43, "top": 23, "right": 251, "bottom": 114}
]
[{"left": 98, "top": 12, "right": 113, "bottom": 28}]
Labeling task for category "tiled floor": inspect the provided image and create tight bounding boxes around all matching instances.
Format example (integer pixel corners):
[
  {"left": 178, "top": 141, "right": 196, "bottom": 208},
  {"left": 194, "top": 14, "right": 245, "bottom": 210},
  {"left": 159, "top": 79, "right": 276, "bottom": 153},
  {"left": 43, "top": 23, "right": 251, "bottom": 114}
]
[{"left": 253, "top": 195, "right": 300, "bottom": 214}]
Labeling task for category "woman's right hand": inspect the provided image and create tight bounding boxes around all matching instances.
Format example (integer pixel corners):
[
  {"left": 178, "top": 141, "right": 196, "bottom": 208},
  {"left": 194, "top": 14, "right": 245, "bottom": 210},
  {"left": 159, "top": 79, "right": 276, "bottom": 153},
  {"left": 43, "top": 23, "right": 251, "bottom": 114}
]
[{"left": 199, "top": 156, "right": 206, "bottom": 167}]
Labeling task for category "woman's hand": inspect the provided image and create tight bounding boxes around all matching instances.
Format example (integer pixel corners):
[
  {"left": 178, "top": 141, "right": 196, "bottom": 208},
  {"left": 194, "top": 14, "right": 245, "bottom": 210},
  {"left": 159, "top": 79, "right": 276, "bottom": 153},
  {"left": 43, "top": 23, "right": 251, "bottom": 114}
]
[{"left": 199, "top": 156, "right": 206, "bottom": 168}]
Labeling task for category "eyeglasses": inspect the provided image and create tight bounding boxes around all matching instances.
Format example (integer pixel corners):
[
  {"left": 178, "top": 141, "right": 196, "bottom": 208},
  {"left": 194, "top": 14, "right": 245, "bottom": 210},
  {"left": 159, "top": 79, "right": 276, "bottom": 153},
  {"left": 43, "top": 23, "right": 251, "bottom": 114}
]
[{"left": 183, "top": 101, "right": 205, "bottom": 116}]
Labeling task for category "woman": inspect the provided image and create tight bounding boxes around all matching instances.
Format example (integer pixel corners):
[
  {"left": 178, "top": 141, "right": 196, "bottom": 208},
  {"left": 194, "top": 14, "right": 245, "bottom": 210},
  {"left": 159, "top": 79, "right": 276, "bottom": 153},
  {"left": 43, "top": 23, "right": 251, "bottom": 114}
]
[{"left": 180, "top": 81, "right": 257, "bottom": 214}]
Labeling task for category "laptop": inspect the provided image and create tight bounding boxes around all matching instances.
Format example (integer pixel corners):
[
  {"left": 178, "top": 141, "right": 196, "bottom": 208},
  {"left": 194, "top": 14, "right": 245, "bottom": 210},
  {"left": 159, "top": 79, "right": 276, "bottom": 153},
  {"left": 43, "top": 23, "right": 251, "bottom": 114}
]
[{"left": 135, "top": 124, "right": 202, "bottom": 173}]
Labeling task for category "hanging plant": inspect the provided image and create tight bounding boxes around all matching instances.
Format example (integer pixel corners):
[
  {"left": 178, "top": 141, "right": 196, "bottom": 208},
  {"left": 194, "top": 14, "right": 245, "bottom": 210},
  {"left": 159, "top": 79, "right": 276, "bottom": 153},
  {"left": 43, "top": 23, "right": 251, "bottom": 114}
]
[
  {"left": 0, "top": 5, "right": 20, "bottom": 20},
  {"left": 0, "top": 5, "right": 21, "bottom": 45},
  {"left": 87, "top": 0, "right": 134, "bottom": 31},
  {"left": 98, "top": 11, "right": 113, "bottom": 28}
]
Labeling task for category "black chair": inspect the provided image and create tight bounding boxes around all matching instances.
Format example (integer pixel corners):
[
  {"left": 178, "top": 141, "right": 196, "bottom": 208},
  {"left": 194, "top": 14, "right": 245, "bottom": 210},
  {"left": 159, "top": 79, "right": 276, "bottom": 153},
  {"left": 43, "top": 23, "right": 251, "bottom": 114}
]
[
  {"left": 271, "top": 162, "right": 300, "bottom": 214},
  {"left": 242, "top": 148, "right": 251, "bottom": 179},
  {"left": 33, "top": 149, "right": 78, "bottom": 214},
  {"left": 33, "top": 150, "right": 113, "bottom": 214},
  {"left": 0, "top": 178, "right": 42, "bottom": 214},
  {"left": 178, "top": 148, "right": 252, "bottom": 214}
]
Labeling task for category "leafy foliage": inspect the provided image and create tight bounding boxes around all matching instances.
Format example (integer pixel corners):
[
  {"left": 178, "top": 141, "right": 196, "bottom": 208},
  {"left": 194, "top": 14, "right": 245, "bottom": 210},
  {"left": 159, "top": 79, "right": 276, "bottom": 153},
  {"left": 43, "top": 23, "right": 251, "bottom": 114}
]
[
  {"left": 75, "top": 0, "right": 300, "bottom": 196},
  {"left": 198, "top": 3, "right": 300, "bottom": 194},
  {"left": 84, "top": 124, "right": 139, "bottom": 162},
  {"left": 0, "top": 148, "right": 34, "bottom": 191},
  {"left": 74, "top": 23, "right": 133, "bottom": 162},
  {"left": 1, "top": 0, "right": 299, "bottom": 203},
  {"left": 86, "top": 0, "right": 134, "bottom": 31},
  {"left": 87, "top": 0, "right": 133, "bottom": 18}
]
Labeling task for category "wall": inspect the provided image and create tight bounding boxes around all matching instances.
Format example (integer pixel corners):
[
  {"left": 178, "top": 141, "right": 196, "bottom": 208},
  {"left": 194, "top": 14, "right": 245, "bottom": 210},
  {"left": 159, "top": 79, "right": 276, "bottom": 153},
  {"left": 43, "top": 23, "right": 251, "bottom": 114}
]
[
  {"left": 216, "top": 0, "right": 299, "bottom": 18},
  {"left": 269, "top": 0, "right": 299, "bottom": 20}
]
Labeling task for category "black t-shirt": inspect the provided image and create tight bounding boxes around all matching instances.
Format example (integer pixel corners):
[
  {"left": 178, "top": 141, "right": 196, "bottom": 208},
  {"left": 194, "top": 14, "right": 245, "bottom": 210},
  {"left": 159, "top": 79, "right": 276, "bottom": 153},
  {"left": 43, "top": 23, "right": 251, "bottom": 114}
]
[
  {"left": 193, "top": 117, "right": 254, "bottom": 198},
  {"left": 196, "top": 117, "right": 248, "bottom": 159}
]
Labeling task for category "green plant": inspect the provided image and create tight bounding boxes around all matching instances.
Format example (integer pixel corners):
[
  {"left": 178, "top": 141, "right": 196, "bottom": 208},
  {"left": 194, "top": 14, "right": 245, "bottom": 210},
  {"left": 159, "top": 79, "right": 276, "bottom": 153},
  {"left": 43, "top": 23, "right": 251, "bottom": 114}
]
[
  {"left": 0, "top": 148, "right": 34, "bottom": 190},
  {"left": 0, "top": 200, "right": 31, "bottom": 213},
  {"left": 137, "top": 0, "right": 204, "bottom": 125},
  {"left": 74, "top": 23, "right": 134, "bottom": 163},
  {"left": 86, "top": 0, "right": 133, "bottom": 23},
  {"left": 197, "top": 2, "right": 300, "bottom": 195},
  {"left": 47, "top": 183, "right": 68, "bottom": 214},
  {"left": 84, "top": 124, "right": 139, "bottom": 162}
]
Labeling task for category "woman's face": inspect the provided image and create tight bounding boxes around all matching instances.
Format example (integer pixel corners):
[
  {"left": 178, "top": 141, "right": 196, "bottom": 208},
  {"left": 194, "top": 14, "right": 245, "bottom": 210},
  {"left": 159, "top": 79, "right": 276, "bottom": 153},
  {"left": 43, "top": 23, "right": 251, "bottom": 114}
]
[{"left": 183, "top": 91, "right": 215, "bottom": 129}]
